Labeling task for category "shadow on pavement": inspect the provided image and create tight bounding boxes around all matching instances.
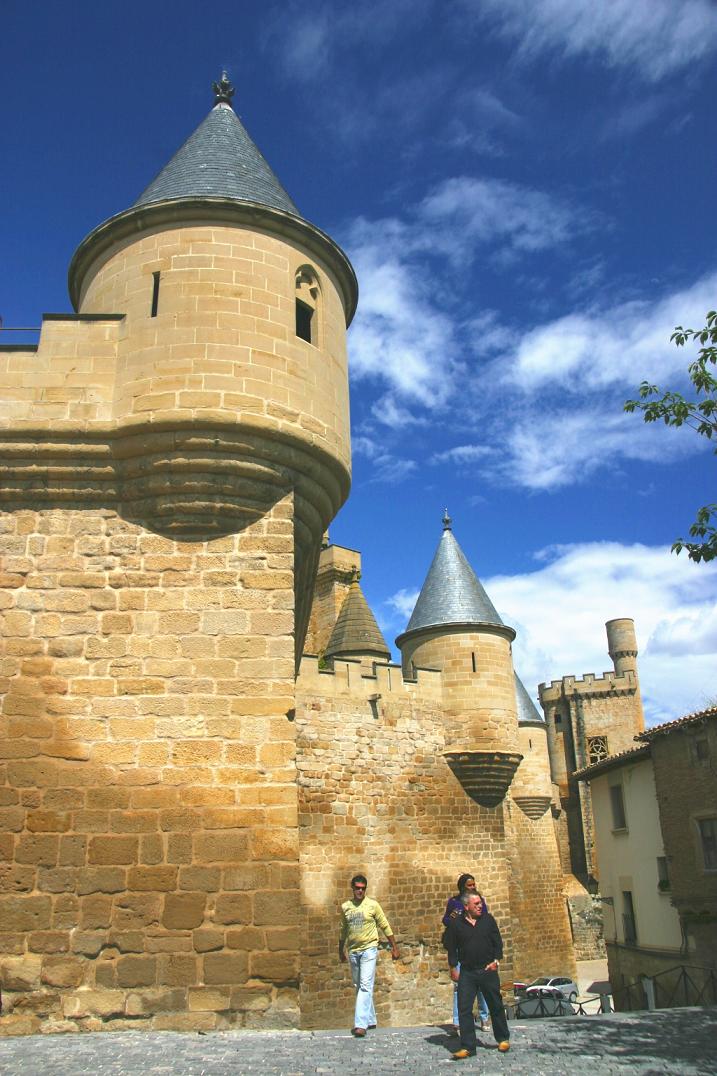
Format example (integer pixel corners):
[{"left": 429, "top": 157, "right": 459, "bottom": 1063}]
[{"left": 511, "top": 1008, "right": 717, "bottom": 1069}]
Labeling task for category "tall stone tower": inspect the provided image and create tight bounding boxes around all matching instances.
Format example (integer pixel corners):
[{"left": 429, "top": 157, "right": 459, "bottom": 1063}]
[
  {"left": 0, "top": 75, "right": 356, "bottom": 1032},
  {"left": 539, "top": 618, "right": 645, "bottom": 884},
  {"left": 396, "top": 512, "right": 522, "bottom": 807}
]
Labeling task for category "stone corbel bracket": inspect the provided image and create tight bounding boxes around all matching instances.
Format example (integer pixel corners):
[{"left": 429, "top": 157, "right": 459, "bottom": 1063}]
[
  {"left": 512, "top": 795, "right": 552, "bottom": 820},
  {"left": 444, "top": 750, "right": 523, "bottom": 809}
]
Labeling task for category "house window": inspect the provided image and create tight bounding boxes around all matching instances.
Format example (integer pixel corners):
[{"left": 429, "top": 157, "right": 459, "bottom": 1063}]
[
  {"left": 471, "top": 651, "right": 476, "bottom": 673},
  {"left": 610, "top": 783, "right": 627, "bottom": 830},
  {"left": 622, "top": 890, "right": 637, "bottom": 945},
  {"left": 587, "top": 735, "right": 609, "bottom": 764},
  {"left": 690, "top": 734, "right": 710, "bottom": 763},
  {"left": 295, "top": 265, "right": 319, "bottom": 344},
  {"left": 657, "top": 856, "right": 670, "bottom": 890},
  {"left": 554, "top": 712, "right": 562, "bottom": 725},
  {"left": 698, "top": 818, "right": 717, "bottom": 870}
]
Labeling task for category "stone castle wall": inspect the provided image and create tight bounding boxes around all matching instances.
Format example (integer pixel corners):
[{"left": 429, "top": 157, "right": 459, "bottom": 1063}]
[
  {"left": 295, "top": 664, "right": 513, "bottom": 1029},
  {"left": 0, "top": 501, "right": 301, "bottom": 1035},
  {"left": 507, "top": 725, "right": 577, "bottom": 979},
  {"left": 294, "top": 657, "right": 577, "bottom": 1028}
]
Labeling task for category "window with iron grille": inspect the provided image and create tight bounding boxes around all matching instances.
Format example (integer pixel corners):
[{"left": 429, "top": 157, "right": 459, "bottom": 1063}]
[{"left": 587, "top": 735, "right": 609, "bottom": 764}]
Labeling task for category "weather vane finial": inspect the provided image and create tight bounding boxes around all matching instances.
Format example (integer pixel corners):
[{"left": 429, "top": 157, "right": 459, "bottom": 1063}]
[
  {"left": 442, "top": 508, "right": 452, "bottom": 531},
  {"left": 212, "top": 71, "right": 235, "bottom": 106}
]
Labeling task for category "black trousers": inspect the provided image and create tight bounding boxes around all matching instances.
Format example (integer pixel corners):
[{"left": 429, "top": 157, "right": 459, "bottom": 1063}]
[{"left": 457, "top": 967, "right": 509, "bottom": 1052}]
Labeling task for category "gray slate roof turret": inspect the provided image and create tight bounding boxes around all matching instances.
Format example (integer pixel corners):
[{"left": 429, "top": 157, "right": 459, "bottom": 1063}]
[
  {"left": 134, "top": 81, "right": 300, "bottom": 217},
  {"left": 515, "top": 673, "right": 544, "bottom": 724},
  {"left": 402, "top": 511, "right": 508, "bottom": 637},
  {"left": 324, "top": 574, "right": 391, "bottom": 662}
]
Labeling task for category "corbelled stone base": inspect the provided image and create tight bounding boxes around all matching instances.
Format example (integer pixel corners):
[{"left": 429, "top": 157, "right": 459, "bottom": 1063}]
[{"left": 444, "top": 751, "right": 523, "bottom": 808}]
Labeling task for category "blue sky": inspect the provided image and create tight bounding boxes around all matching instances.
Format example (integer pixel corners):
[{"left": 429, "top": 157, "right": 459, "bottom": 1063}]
[{"left": 3, "top": 0, "right": 717, "bottom": 725}]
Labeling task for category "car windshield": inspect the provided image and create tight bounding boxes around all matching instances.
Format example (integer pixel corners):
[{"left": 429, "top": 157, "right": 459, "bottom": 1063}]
[{"left": 529, "top": 978, "right": 551, "bottom": 986}]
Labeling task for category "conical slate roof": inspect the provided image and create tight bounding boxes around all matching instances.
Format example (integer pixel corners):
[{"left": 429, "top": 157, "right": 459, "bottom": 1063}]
[
  {"left": 403, "top": 513, "right": 506, "bottom": 636},
  {"left": 515, "top": 673, "right": 543, "bottom": 724},
  {"left": 325, "top": 575, "right": 391, "bottom": 661},
  {"left": 134, "top": 77, "right": 300, "bottom": 216}
]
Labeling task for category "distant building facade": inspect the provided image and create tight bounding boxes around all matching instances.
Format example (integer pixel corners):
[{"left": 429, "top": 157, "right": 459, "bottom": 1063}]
[{"left": 576, "top": 707, "right": 717, "bottom": 1001}]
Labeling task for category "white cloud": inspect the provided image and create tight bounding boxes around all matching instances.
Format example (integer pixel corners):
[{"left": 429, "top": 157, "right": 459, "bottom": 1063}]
[
  {"left": 485, "top": 540, "right": 717, "bottom": 725},
  {"left": 420, "top": 177, "right": 583, "bottom": 256},
  {"left": 384, "top": 587, "right": 420, "bottom": 621},
  {"left": 266, "top": 0, "right": 422, "bottom": 81},
  {"left": 345, "top": 221, "right": 463, "bottom": 411},
  {"left": 344, "top": 175, "right": 583, "bottom": 416},
  {"left": 477, "top": 0, "right": 717, "bottom": 82},
  {"left": 352, "top": 433, "right": 417, "bottom": 484},
  {"left": 504, "top": 273, "right": 717, "bottom": 393},
  {"left": 495, "top": 404, "right": 696, "bottom": 491},
  {"left": 444, "top": 88, "right": 521, "bottom": 156},
  {"left": 431, "top": 444, "right": 495, "bottom": 466}
]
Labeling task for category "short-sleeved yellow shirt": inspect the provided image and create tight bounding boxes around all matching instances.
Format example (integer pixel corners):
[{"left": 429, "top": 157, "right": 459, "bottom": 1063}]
[{"left": 340, "top": 897, "right": 393, "bottom": 953}]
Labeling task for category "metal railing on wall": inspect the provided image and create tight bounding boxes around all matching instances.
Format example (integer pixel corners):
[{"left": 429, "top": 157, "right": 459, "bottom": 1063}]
[{"left": 613, "top": 964, "right": 717, "bottom": 1012}]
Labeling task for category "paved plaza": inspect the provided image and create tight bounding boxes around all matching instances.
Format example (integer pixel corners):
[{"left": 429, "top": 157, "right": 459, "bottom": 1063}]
[{"left": 1, "top": 1008, "right": 716, "bottom": 1075}]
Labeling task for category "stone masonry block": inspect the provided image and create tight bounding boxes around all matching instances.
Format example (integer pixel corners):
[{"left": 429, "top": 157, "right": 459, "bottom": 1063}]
[
  {"left": 203, "top": 951, "right": 248, "bottom": 985},
  {"left": 162, "top": 892, "right": 207, "bottom": 930}
]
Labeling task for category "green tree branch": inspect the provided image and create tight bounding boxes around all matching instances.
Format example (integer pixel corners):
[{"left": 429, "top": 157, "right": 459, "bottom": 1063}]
[{"left": 624, "top": 310, "right": 717, "bottom": 563}]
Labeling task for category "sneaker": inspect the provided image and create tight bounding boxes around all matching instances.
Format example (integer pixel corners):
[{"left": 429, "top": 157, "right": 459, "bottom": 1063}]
[
  {"left": 498, "top": 1040, "right": 510, "bottom": 1052},
  {"left": 480, "top": 1020, "right": 490, "bottom": 1032},
  {"left": 452, "top": 1048, "right": 476, "bottom": 1060},
  {"left": 352, "top": 1027, "right": 366, "bottom": 1037}
]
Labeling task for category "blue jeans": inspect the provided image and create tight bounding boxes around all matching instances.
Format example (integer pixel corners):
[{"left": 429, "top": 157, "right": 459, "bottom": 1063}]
[
  {"left": 349, "top": 946, "right": 378, "bottom": 1029},
  {"left": 452, "top": 961, "right": 489, "bottom": 1024}
]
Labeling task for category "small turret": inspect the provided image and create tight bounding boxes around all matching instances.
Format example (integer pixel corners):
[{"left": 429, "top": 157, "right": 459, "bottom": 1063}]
[
  {"left": 324, "top": 569, "right": 391, "bottom": 667},
  {"left": 396, "top": 512, "right": 521, "bottom": 807},
  {"left": 606, "top": 618, "right": 638, "bottom": 676},
  {"left": 64, "top": 74, "right": 358, "bottom": 661}
]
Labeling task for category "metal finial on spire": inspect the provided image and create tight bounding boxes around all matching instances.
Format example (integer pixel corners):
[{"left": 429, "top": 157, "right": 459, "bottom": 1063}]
[
  {"left": 442, "top": 508, "right": 452, "bottom": 531},
  {"left": 212, "top": 71, "right": 235, "bottom": 106}
]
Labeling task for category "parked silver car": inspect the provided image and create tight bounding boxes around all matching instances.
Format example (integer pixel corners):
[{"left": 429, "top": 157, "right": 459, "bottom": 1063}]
[
  {"left": 515, "top": 986, "right": 577, "bottom": 1018},
  {"left": 522, "top": 976, "right": 579, "bottom": 1002}
]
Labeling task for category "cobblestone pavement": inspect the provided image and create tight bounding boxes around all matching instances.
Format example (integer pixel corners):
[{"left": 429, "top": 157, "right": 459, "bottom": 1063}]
[{"left": 1, "top": 1009, "right": 715, "bottom": 1075}]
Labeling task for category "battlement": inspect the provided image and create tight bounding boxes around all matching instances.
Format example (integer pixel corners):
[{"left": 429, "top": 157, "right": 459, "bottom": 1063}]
[
  {"left": 539, "top": 668, "right": 638, "bottom": 703},
  {"left": 297, "top": 654, "right": 443, "bottom": 702}
]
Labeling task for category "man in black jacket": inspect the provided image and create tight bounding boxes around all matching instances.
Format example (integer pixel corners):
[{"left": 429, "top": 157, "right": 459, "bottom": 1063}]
[{"left": 444, "top": 890, "right": 510, "bottom": 1060}]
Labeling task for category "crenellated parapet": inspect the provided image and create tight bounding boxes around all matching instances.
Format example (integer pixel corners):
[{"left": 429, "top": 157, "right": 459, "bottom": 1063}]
[
  {"left": 297, "top": 654, "right": 443, "bottom": 703},
  {"left": 539, "top": 668, "right": 639, "bottom": 703}
]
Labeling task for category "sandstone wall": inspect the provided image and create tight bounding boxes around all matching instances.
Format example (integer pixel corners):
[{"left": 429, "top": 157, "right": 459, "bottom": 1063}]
[
  {"left": 506, "top": 725, "right": 576, "bottom": 981},
  {"left": 0, "top": 501, "right": 299, "bottom": 1035},
  {"left": 504, "top": 803, "right": 577, "bottom": 982},
  {"left": 295, "top": 657, "right": 517, "bottom": 1030}
]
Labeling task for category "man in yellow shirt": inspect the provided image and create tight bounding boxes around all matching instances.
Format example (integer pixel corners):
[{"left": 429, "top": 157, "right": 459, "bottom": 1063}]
[{"left": 339, "top": 873, "right": 400, "bottom": 1037}]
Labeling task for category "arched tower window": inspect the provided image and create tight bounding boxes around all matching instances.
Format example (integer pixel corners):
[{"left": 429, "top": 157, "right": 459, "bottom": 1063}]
[{"left": 295, "top": 265, "right": 319, "bottom": 345}]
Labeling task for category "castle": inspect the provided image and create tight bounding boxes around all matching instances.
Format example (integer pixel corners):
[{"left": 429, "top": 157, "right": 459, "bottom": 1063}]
[{"left": 0, "top": 76, "right": 643, "bottom": 1034}]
